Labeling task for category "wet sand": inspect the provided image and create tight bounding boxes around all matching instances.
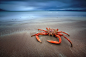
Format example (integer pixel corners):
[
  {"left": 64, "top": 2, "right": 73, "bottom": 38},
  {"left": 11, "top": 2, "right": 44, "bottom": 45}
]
[{"left": 0, "top": 17, "right": 86, "bottom": 57}]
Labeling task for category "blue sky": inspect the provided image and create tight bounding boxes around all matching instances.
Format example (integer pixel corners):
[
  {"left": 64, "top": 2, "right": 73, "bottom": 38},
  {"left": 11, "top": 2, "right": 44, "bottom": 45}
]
[{"left": 0, "top": 0, "right": 86, "bottom": 11}]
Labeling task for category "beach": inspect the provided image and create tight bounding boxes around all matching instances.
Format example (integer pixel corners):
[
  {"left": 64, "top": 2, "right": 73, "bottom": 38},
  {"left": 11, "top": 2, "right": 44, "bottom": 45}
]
[
  {"left": 0, "top": 16, "right": 86, "bottom": 57},
  {"left": 0, "top": 11, "right": 86, "bottom": 57}
]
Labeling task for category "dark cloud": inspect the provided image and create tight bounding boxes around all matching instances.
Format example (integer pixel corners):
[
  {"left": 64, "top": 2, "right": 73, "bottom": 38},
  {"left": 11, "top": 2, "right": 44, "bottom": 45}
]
[{"left": 0, "top": 0, "right": 86, "bottom": 11}]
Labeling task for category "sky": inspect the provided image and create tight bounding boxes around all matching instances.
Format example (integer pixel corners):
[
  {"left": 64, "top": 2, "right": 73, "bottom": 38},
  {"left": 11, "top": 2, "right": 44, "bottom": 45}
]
[{"left": 0, "top": 0, "right": 86, "bottom": 11}]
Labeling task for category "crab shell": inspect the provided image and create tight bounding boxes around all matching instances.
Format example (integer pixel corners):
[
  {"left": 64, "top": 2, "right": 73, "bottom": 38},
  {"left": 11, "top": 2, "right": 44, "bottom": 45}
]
[{"left": 47, "top": 29, "right": 58, "bottom": 35}]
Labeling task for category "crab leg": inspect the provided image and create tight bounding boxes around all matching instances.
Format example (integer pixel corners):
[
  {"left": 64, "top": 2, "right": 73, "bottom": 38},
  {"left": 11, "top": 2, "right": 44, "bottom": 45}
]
[
  {"left": 31, "top": 32, "right": 47, "bottom": 37},
  {"left": 46, "top": 27, "right": 48, "bottom": 30},
  {"left": 58, "top": 31, "right": 70, "bottom": 36},
  {"left": 56, "top": 29, "right": 58, "bottom": 31},
  {"left": 57, "top": 33, "right": 63, "bottom": 36},
  {"left": 31, "top": 32, "right": 48, "bottom": 43},
  {"left": 62, "top": 35, "right": 73, "bottom": 47},
  {"left": 47, "top": 35, "right": 62, "bottom": 44},
  {"left": 46, "top": 27, "right": 51, "bottom": 30},
  {"left": 38, "top": 29, "right": 47, "bottom": 32},
  {"left": 58, "top": 33, "right": 72, "bottom": 47}
]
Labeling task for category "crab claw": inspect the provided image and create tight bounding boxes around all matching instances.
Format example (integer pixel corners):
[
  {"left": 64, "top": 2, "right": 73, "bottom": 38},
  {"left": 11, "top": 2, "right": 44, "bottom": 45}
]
[
  {"left": 47, "top": 40, "right": 61, "bottom": 44},
  {"left": 47, "top": 35, "right": 62, "bottom": 44},
  {"left": 36, "top": 35, "right": 42, "bottom": 43}
]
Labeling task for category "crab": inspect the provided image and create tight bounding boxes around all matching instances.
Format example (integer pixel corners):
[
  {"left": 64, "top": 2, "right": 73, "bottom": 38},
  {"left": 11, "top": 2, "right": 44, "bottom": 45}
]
[{"left": 31, "top": 28, "right": 73, "bottom": 47}]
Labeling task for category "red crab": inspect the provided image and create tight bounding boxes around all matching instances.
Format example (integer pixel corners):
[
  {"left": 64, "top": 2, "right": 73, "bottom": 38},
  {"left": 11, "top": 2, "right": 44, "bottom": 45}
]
[{"left": 31, "top": 28, "right": 73, "bottom": 47}]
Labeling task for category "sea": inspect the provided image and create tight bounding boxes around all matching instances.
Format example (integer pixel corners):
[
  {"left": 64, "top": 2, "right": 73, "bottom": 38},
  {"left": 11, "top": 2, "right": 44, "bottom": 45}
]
[{"left": 0, "top": 11, "right": 86, "bottom": 26}]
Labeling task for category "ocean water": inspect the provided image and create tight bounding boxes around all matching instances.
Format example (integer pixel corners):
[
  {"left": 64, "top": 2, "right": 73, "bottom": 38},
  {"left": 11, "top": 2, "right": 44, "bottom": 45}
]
[
  {"left": 0, "top": 11, "right": 86, "bottom": 21},
  {"left": 0, "top": 11, "right": 86, "bottom": 26}
]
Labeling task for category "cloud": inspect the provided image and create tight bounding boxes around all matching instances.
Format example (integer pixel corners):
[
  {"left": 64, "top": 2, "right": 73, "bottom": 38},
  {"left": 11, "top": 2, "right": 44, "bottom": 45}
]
[
  {"left": 0, "top": 1, "right": 38, "bottom": 11},
  {"left": 0, "top": 1, "right": 68, "bottom": 11},
  {"left": 0, "top": 0, "right": 86, "bottom": 11}
]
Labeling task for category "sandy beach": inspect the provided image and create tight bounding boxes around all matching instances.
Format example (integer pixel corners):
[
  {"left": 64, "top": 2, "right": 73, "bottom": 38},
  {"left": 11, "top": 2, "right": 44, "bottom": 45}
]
[{"left": 0, "top": 17, "right": 86, "bottom": 57}]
